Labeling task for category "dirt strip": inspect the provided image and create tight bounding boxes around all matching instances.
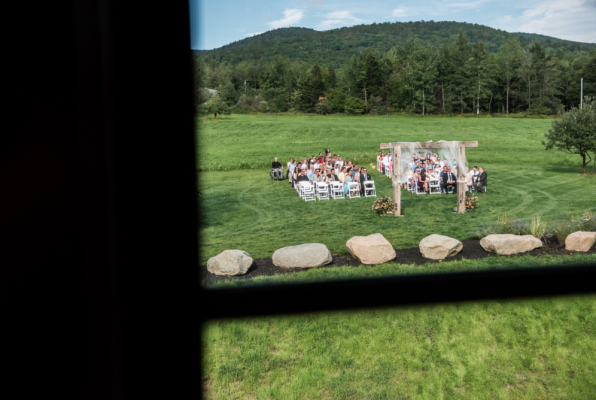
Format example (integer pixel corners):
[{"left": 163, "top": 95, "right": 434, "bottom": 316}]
[{"left": 200, "top": 238, "right": 595, "bottom": 285}]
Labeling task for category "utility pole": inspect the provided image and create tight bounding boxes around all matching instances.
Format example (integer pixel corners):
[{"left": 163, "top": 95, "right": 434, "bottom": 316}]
[
  {"left": 244, "top": 80, "right": 247, "bottom": 94},
  {"left": 581, "top": 77, "right": 584, "bottom": 109},
  {"left": 363, "top": 87, "right": 367, "bottom": 107}
]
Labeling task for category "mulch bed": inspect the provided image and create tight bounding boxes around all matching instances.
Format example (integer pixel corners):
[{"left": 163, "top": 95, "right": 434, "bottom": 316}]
[{"left": 200, "top": 237, "right": 595, "bottom": 285}]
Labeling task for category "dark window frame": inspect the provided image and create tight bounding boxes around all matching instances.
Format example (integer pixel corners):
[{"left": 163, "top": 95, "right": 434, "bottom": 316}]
[{"left": 5, "top": 2, "right": 595, "bottom": 399}]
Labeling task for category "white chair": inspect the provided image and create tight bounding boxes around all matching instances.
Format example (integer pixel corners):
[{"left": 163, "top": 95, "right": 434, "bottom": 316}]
[
  {"left": 316, "top": 182, "right": 329, "bottom": 200},
  {"left": 363, "top": 180, "right": 376, "bottom": 197},
  {"left": 409, "top": 178, "right": 418, "bottom": 194},
  {"left": 429, "top": 179, "right": 441, "bottom": 194},
  {"left": 301, "top": 183, "right": 316, "bottom": 201},
  {"left": 330, "top": 181, "right": 344, "bottom": 199},
  {"left": 347, "top": 182, "right": 360, "bottom": 198}
]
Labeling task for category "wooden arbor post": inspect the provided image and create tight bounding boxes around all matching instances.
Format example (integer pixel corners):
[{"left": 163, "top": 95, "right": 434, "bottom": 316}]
[
  {"left": 393, "top": 145, "right": 401, "bottom": 216},
  {"left": 457, "top": 146, "right": 466, "bottom": 214},
  {"left": 380, "top": 141, "right": 478, "bottom": 216}
]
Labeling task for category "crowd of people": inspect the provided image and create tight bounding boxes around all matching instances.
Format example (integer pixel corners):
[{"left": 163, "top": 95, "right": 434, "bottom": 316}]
[
  {"left": 377, "top": 151, "right": 487, "bottom": 194},
  {"left": 271, "top": 149, "right": 487, "bottom": 198},
  {"left": 271, "top": 149, "right": 372, "bottom": 197}
]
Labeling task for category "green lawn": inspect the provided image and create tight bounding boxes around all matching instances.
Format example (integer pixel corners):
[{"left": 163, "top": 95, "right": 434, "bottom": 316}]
[
  {"left": 199, "top": 114, "right": 596, "bottom": 262},
  {"left": 204, "top": 253, "right": 596, "bottom": 399}
]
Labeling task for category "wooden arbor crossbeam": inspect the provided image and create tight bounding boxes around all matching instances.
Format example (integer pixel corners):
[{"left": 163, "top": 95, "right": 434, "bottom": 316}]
[{"left": 381, "top": 141, "right": 478, "bottom": 216}]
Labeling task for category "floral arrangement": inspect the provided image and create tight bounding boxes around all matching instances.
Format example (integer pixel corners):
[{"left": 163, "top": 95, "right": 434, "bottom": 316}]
[
  {"left": 372, "top": 196, "right": 394, "bottom": 215},
  {"left": 465, "top": 192, "right": 478, "bottom": 210}
]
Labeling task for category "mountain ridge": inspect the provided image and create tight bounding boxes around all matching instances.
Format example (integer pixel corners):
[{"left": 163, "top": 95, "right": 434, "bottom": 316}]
[{"left": 197, "top": 22, "right": 594, "bottom": 66}]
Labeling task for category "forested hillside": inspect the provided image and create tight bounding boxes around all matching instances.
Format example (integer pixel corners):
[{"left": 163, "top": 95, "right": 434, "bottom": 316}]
[
  {"left": 200, "top": 22, "right": 593, "bottom": 66},
  {"left": 515, "top": 32, "right": 596, "bottom": 48},
  {"left": 205, "top": 27, "right": 315, "bottom": 53},
  {"left": 195, "top": 22, "right": 596, "bottom": 116}
]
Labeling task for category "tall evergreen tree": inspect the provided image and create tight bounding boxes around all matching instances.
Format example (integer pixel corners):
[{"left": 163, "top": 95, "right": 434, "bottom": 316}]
[
  {"left": 399, "top": 39, "right": 438, "bottom": 115},
  {"left": 445, "top": 30, "right": 472, "bottom": 113},
  {"left": 465, "top": 42, "right": 497, "bottom": 114},
  {"left": 496, "top": 36, "right": 522, "bottom": 113}
]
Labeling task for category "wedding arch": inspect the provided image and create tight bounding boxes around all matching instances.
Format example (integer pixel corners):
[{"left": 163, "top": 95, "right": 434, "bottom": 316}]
[{"left": 380, "top": 141, "right": 478, "bottom": 216}]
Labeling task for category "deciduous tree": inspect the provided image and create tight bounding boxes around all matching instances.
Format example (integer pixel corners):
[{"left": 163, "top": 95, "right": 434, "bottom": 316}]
[{"left": 542, "top": 97, "right": 596, "bottom": 173}]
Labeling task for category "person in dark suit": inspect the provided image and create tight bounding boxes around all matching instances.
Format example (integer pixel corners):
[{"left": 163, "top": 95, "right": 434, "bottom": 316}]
[
  {"left": 439, "top": 166, "right": 448, "bottom": 194},
  {"left": 359, "top": 167, "right": 371, "bottom": 195},
  {"left": 475, "top": 167, "right": 487, "bottom": 193},
  {"left": 444, "top": 167, "right": 457, "bottom": 194}
]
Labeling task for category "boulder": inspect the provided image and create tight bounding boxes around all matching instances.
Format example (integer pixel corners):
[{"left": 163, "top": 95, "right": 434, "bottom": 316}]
[
  {"left": 346, "top": 233, "right": 396, "bottom": 265},
  {"left": 419, "top": 234, "right": 463, "bottom": 260},
  {"left": 207, "top": 250, "right": 253, "bottom": 276},
  {"left": 480, "top": 234, "right": 542, "bottom": 255},
  {"left": 272, "top": 243, "right": 332, "bottom": 269},
  {"left": 565, "top": 231, "right": 596, "bottom": 252}
]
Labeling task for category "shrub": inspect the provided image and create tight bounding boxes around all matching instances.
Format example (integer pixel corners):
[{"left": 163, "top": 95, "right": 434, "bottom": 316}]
[
  {"left": 257, "top": 101, "right": 269, "bottom": 113},
  {"left": 372, "top": 196, "right": 394, "bottom": 215},
  {"left": 496, "top": 214, "right": 519, "bottom": 234},
  {"left": 344, "top": 97, "right": 365, "bottom": 115},
  {"left": 314, "top": 102, "right": 332, "bottom": 115},
  {"left": 574, "top": 210, "right": 596, "bottom": 232},
  {"left": 552, "top": 218, "right": 577, "bottom": 245}
]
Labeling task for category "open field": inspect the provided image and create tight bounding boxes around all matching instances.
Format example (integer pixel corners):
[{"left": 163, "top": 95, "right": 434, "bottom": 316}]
[
  {"left": 200, "top": 115, "right": 596, "bottom": 399},
  {"left": 198, "top": 115, "right": 596, "bottom": 263}
]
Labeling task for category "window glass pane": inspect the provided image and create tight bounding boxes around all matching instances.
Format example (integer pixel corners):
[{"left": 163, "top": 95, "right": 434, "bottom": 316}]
[{"left": 191, "top": 1, "right": 596, "bottom": 289}]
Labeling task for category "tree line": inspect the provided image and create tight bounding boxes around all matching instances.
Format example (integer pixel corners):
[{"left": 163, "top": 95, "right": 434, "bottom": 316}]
[{"left": 195, "top": 31, "right": 596, "bottom": 116}]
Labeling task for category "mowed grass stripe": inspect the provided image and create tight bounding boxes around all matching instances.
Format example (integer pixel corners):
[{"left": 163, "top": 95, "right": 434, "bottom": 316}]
[{"left": 199, "top": 163, "right": 595, "bottom": 262}]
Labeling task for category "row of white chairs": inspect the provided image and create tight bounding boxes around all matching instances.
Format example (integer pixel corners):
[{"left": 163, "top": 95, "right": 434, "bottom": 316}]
[
  {"left": 295, "top": 181, "right": 376, "bottom": 201},
  {"left": 406, "top": 179, "right": 444, "bottom": 195}
]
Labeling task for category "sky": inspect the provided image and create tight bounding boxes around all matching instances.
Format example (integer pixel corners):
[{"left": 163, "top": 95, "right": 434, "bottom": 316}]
[{"left": 189, "top": 0, "right": 596, "bottom": 50}]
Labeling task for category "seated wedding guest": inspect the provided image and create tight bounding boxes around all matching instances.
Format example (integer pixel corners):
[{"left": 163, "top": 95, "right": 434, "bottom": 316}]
[
  {"left": 436, "top": 157, "right": 444, "bottom": 168},
  {"left": 472, "top": 165, "right": 479, "bottom": 184},
  {"left": 344, "top": 167, "right": 354, "bottom": 195},
  {"left": 295, "top": 168, "right": 310, "bottom": 192},
  {"left": 443, "top": 167, "right": 457, "bottom": 194},
  {"left": 429, "top": 166, "right": 440, "bottom": 180},
  {"left": 271, "top": 157, "right": 283, "bottom": 180},
  {"left": 351, "top": 165, "right": 360, "bottom": 179},
  {"left": 419, "top": 169, "right": 430, "bottom": 195},
  {"left": 306, "top": 164, "right": 315, "bottom": 180},
  {"left": 325, "top": 148, "right": 331, "bottom": 158},
  {"left": 411, "top": 169, "right": 420, "bottom": 189},
  {"left": 412, "top": 160, "right": 424, "bottom": 171},
  {"left": 325, "top": 167, "right": 336, "bottom": 182},
  {"left": 466, "top": 168, "right": 474, "bottom": 191},
  {"left": 317, "top": 153, "right": 324, "bottom": 163},
  {"left": 475, "top": 167, "right": 487, "bottom": 192},
  {"left": 310, "top": 169, "right": 322, "bottom": 184},
  {"left": 360, "top": 167, "right": 371, "bottom": 195},
  {"left": 337, "top": 156, "right": 344, "bottom": 168},
  {"left": 338, "top": 166, "right": 346, "bottom": 185},
  {"left": 352, "top": 172, "right": 362, "bottom": 192}
]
